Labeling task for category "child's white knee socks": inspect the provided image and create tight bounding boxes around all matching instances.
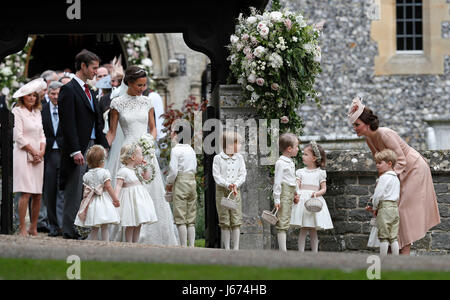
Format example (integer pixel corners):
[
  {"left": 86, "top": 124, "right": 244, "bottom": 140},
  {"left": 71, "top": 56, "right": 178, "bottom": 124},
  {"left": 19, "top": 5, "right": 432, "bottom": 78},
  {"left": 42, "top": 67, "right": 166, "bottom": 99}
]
[
  {"left": 187, "top": 225, "right": 195, "bottom": 248},
  {"left": 231, "top": 227, "right": 240, "bottom": 250},
  {"left": 222, "top": 229, "right": 231, "bottom": 250},
  {"left": 277, "top": 231, "right": 287, "bottom": 252},
  {"left": 177, "top": 225, "right": 187, "bottom": 247}
]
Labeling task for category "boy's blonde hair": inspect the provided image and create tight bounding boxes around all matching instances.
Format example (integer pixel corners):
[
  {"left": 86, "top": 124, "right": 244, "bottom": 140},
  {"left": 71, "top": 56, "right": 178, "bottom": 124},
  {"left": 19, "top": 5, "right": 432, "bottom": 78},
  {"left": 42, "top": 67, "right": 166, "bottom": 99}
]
[
  {"left": 120, "top": 143, "right": 141, "bottom": 165},
  {"left": 374, "top": 149, "right": 397, "bottom": 168},
  {"left": 221, "top": 130, "right": 241, "bottom": 152},
  {"left": 86, "top": 145, "right": 107, "bottom": 169},
  {"left": 279, "top": 133, "right": 298, "bottom": 153}
]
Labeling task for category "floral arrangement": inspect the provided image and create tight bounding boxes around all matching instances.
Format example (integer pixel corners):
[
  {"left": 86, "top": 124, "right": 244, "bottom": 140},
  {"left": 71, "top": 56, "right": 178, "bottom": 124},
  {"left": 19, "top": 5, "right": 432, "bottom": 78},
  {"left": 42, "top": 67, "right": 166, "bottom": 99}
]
[
  {"left": 136, "top": 133, "right": 157, "bottom": 184},
  {"left": 122, "top": 33, "right": 156, "bottom": 90},
  {"left": 0, "top": 36, "right": 35, "bottom": 108},
  {"left": 227, "top": 1, "right": 322, "bottom": 136}
]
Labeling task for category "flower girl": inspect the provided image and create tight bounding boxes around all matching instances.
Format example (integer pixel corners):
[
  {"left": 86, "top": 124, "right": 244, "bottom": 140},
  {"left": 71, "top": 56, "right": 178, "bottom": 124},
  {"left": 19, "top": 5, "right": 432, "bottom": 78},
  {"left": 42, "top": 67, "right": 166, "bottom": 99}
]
[
  {"left": 74, "top": 145, "right": 120, "bottom": 242},
  {"left": 115, "top": 143, "right": 158, "bottom": 243},
  {"left": 290, "top": 141, "right": 333, "bottom": 252}
]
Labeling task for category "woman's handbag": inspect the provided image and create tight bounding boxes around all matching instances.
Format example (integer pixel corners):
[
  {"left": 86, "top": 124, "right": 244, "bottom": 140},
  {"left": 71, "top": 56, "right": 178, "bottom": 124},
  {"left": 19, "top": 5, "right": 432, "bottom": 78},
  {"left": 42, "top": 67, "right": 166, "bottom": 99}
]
[
  {"left": 304, "top": 194, "right": 323, "bottom": 213},
  {"left": 261, "top": 208, "right": 278, "bottom": 225},
  {"left": 221, "top": 191, "right": 238, "bottom": 211}
]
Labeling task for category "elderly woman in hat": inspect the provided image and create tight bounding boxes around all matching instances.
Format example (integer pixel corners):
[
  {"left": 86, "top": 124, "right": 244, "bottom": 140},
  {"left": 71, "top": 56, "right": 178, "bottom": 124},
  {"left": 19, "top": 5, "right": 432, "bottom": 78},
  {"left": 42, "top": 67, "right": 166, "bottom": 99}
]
[
  {"left": 12, "top": 78, "right": 47, "bottom": 236},
  {"left": 348, "top": 96, "right": 441, "bottom": 255}
]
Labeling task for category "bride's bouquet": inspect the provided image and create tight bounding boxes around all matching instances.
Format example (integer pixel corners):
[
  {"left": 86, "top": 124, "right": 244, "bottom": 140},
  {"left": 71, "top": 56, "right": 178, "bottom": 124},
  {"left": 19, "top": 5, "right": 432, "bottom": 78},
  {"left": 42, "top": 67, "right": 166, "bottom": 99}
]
[{"left": 136, "top": 133, "right": 157, "bottom": 184}]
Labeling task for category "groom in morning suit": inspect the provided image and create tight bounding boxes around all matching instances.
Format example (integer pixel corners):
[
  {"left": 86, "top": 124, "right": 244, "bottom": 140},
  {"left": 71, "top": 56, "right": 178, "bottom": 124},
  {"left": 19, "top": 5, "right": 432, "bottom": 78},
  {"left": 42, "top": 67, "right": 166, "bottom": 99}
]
[{"left": 58, "top": 49, "right": 110, "bottom": 239}]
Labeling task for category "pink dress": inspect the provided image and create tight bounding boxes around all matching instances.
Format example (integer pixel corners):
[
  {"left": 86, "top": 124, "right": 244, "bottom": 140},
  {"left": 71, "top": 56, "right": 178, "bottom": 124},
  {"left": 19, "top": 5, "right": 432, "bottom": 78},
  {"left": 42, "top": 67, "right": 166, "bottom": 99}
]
[
  {"left": 365, "top": 127, "right": 441, "bottom": 249},
  {"left": 12, "top": 106, "right": 46, "bottom": 194}
]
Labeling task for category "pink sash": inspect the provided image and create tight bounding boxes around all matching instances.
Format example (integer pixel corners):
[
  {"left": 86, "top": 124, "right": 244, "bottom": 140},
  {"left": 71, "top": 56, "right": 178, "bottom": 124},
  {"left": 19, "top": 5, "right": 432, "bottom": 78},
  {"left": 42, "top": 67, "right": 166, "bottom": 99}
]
[{"left": 77, "top": 184, "right": 104, "bottom": 222}]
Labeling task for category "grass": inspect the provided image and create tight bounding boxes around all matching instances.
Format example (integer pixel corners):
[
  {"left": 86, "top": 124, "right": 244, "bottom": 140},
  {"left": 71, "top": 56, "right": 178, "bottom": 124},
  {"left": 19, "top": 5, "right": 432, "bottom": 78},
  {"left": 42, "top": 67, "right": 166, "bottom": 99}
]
[{"left": 0, "top": 257, "right": 449, "bottom": 280}]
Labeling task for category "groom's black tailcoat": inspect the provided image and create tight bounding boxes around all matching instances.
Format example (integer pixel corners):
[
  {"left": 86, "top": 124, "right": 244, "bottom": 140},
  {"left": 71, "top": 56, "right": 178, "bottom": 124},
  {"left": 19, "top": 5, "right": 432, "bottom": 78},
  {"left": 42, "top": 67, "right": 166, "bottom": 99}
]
[{"left": 58, "top": 79, "right": 109, "bottom": 189}]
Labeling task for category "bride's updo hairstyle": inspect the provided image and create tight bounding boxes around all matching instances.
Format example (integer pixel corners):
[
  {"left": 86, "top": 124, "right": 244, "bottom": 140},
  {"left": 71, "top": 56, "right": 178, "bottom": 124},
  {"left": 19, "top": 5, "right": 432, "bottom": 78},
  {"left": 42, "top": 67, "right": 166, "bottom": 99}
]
[
  {"left": 123, "top": 65, "right": 147, "bottom": 85},
  {"left": 358, "top": 107, "right": 379, "bottom": 131}
]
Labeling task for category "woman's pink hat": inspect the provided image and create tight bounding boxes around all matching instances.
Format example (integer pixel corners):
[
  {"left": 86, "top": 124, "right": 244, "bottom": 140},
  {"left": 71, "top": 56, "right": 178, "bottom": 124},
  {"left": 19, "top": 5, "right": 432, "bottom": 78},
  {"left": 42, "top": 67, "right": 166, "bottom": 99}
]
[
  {"left": 347, "top": 96, "right": 365, "bottom": 124},
  {"left": 13, "top": 78, "right": 47, "bottom": 98}
]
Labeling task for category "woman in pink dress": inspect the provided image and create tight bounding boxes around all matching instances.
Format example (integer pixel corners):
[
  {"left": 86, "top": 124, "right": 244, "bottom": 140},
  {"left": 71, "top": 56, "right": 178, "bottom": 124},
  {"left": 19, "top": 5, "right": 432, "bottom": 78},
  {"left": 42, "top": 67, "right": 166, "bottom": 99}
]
[
  {"left": 12, "top": 78, "right": 47, "bottom": 236},
  {"left": 348, "top": 97, "right": 441, "bottom": 255}
]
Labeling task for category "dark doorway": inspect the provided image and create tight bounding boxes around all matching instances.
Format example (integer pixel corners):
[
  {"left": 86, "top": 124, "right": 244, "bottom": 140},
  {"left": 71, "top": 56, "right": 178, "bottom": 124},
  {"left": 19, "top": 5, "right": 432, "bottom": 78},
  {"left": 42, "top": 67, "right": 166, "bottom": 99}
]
[{"left": 27, "top": 34, "right": 126, "bottom": 78}]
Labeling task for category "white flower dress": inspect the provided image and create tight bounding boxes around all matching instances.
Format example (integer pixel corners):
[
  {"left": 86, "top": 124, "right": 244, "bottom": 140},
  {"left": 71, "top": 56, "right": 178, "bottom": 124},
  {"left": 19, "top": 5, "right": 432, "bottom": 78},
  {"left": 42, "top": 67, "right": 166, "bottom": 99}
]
[
  {"left": 116, "top": 167, "right": 158, "bottom": 227},
  {"left": 74, "top": 168, "right": 120, "bottom": 227},
  {"left": 290, "top": 168, "right": 334, "bottom": 230}
]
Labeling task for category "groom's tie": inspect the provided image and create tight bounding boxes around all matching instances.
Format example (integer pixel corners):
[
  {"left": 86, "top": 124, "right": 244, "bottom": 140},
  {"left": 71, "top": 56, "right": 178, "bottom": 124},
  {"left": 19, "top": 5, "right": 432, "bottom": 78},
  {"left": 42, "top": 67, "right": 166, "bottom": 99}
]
[{"left": 84, "top": 84, "right": 94, "bottom": 111}]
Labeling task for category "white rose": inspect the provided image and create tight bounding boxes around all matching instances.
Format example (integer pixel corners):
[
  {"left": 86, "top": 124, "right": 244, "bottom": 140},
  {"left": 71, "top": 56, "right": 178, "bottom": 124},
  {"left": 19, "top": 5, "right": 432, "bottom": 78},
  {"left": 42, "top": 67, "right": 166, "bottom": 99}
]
[
  {"left": 247, "top": 73, "right": 256, "bottom": 83},
  {"left": 1, "top": 67, "right": 12, "bottom": 76},
  {"left": 253, "top": 46, "right": 266, "bottom": 58},
  {"left": 270, "top": 11, "right": 283, "bottom": 22},
  {"left": 246, "top": 85, "right": 254, "bottom": 92},
  {"left": 259, "top": 26, "right": 269, "bottom": 38},
  {"left": 247, "top": 16, "right": 257, "bottom": 24},
  {"left": 142, "top": 58, "right": 153, "bottom": 67},
  {"left": 230, "top": 34, "right": 239, "bottom": 44},
  {"left": 1, "top": 87, "right": 10, "bottom": 95},
  {"left": 292, "top": 36, "right": 298, "bottom": 42}
]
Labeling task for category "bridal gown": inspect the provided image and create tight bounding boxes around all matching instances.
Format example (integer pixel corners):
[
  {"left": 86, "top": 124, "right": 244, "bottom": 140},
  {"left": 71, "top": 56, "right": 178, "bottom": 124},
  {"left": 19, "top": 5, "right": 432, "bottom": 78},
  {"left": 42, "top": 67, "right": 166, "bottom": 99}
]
[{"left": 107, "top": 93, "right": 179, "bottom": 246}]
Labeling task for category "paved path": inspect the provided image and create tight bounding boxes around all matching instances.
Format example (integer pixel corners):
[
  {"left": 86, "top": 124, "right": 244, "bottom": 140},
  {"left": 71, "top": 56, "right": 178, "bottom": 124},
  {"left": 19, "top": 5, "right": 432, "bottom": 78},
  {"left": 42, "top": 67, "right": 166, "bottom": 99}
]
[{"left": 1, "top": 234, "right": 449, "bottom": 272}]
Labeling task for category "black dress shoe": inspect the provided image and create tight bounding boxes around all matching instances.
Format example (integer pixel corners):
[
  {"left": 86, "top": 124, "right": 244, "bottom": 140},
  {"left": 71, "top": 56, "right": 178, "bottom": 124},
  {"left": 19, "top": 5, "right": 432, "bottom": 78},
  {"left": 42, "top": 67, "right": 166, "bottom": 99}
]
[
  {"left": 63, "top": 233, "right": 81, "bottom": 240},
  {"left": 48, "top": 230, "right": 62, "bottom": 237},
  {"left": 37, "top": 226, "right": 50, "bottom": 233}
]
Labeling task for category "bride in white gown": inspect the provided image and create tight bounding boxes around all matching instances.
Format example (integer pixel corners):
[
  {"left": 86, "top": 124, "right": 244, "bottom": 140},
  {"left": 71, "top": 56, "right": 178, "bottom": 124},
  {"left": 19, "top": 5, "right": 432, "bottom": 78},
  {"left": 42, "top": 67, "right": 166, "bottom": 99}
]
[{"left": 105, "top": 66, "right": 179, "bottom": 246}]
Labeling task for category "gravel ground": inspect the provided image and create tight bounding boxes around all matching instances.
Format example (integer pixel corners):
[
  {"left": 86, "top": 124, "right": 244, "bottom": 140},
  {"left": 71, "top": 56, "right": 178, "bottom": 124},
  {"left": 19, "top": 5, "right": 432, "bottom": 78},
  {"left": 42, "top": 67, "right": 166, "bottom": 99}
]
[{"left": 1, "top": 234, "right": 449, "bottom": 272}]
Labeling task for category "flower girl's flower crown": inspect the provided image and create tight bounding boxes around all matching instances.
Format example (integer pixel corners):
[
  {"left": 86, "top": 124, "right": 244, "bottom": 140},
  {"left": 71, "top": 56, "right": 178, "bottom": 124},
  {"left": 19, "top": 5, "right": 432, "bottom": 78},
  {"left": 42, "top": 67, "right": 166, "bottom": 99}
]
[
  {"left": 347, "top": 96, "right": 365, "bottom": 124},
  {"left": 310, "top": 140, "right": 322, "bottom": 164}
]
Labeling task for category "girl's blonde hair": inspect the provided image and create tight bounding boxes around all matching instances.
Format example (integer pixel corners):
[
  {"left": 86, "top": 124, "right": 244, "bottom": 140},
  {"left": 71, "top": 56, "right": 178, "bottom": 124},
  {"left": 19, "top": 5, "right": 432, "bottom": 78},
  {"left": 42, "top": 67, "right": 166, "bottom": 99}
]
[
  {"left": 120, "top": 143, "right": 141, "bottom": 165},
  {"left": 305, "top": 141, "right": 326, "bottom": 168},
  {"left": 86, "top": 145, "right": 107, "bottom": 168}
]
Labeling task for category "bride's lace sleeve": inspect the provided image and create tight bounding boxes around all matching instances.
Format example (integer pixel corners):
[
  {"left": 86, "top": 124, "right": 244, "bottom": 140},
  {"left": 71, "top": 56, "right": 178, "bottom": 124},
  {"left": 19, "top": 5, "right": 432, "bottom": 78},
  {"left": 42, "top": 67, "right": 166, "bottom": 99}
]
[
  {"left": 143, "top": 95, "right": 154, "bottom": 111},
  {"left": 110, "top": 97, "right": 121, "bottom": 113}
]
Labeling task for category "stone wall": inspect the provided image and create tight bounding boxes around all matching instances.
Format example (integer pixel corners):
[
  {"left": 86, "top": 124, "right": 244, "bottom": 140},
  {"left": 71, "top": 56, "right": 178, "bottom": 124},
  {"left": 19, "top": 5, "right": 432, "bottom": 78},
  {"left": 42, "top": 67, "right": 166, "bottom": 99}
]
[{"left": 287, "top": 150, "right": 450, "bottom": 255}]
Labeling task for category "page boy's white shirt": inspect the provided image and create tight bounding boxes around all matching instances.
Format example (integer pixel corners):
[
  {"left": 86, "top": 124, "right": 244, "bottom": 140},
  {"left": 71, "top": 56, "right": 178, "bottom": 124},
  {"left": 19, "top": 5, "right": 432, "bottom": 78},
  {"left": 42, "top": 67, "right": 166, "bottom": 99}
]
[
  {"left": 273, "top": 155, "right": 300, "bottom": 205},
  {"left": 166, "top": 143, "right": 197, "bottom": 186},
  {"left": 212, "top": 151, "right": 246, "bottom": 189},
  {"left": 372, "top": 170, "right": 400, "bottom": 209}
]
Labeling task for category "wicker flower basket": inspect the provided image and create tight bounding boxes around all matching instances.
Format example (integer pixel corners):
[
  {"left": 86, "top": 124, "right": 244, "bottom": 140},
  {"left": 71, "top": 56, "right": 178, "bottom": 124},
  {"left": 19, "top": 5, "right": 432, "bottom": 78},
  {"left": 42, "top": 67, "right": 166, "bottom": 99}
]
[
  {"left": 221, "top": 191, "right": 238, "bottom": 211},
  {"left": 261, "top": 208, "right": 278, "bottom": 225},
  {"left": 304, "top": 195, "right": 323, "bottom": 213}
]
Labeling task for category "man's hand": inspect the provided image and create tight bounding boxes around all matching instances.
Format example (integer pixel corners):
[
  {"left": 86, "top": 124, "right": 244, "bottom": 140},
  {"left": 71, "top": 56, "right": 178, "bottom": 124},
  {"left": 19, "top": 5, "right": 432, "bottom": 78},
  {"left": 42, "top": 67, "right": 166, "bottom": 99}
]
[{"left": 73, "top": 153, "right": 85, "bottom": 166}]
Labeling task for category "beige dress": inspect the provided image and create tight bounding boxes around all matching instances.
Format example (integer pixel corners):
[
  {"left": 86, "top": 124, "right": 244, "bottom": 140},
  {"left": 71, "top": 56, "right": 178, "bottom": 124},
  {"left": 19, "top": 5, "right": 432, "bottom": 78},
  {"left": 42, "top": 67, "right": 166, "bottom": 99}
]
[
  {"left": 12, "top": 106, "right": 46, "bottom": 194},
  {"left": 365, "top": 127, "right": 440, "bottom": 248}
]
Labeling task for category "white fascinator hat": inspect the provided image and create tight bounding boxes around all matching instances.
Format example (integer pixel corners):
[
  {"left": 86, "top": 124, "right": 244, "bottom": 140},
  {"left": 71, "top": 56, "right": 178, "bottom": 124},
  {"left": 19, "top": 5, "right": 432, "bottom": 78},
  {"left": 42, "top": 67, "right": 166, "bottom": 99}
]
[
  {"left": 347, "top": 96, "right": 365, "bottom": 124},
  {"left": 13, "top": 78, "right": 47, "bottom": 98}
]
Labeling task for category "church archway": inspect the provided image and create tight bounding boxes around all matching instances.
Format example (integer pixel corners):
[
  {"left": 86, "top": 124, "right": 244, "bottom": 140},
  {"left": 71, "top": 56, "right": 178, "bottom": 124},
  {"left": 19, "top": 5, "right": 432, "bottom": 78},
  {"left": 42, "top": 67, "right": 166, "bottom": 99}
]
[{"left": 26, "top": 34, "right": 127, "bottom": 78}]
